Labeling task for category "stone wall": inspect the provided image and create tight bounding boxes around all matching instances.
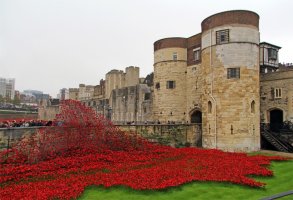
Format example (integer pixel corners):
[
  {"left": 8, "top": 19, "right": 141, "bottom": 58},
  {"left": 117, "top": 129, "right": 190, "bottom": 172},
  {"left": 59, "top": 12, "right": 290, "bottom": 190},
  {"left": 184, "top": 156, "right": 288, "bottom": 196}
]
[
  {"left": 110, "top": 84, "right": 152, "bottom": 123},
  {"left": 38, "top": 105, "right": 59, "bottom": 120},
  {"left": 118, "top": 124, "right": 201, "bottom": 147},
  {"left": 0, "top": 124, "right": 201, "bottom": 151},
  {"left": 0, "top": 127, "right": 38, "bottom": 150},
  {"left": 0, "top": 113, "right": 38, "bottom": 120},
  {"left": 186, "top": 63, "right": 203, "bottom": 122}
]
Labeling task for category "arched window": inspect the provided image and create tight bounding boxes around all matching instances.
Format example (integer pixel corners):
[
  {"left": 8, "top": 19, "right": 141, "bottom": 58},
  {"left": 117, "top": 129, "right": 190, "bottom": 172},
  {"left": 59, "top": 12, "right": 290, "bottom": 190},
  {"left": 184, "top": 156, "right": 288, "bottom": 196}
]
[
  {"left": 251, "top": 100, "right": 255, "bottom": 113},
  {"left": 208, "top": 101, "right": 212, "bottom": 113}
]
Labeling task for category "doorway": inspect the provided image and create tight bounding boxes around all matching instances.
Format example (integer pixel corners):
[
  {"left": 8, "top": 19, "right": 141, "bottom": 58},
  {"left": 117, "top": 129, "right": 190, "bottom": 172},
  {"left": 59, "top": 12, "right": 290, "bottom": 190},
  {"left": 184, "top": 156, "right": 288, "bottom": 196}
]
[
  {"left": 191, "top": 110, "right": 202, "bottom": 124},
  {"left": 270, "top": 109, "right": 283, "bottom": 132}
]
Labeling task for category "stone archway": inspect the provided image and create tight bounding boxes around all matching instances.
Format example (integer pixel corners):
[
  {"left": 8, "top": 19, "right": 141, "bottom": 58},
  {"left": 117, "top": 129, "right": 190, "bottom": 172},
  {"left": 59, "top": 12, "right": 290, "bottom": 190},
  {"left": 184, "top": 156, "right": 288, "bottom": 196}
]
[
  {"left": 269, "top": 109, "right": 283, "bottom": 132},
  {"left": 190, "top": 110, "right": 202, "bottom": 124},
  {"left": 189, "top": 109, "right": 202, "bottom": 147}
]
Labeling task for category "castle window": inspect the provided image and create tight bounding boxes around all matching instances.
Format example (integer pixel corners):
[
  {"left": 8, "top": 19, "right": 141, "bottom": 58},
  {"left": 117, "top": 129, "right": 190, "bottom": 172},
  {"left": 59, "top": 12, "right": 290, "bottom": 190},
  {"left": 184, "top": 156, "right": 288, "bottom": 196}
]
[
  {"left": 227, "top": 68, "right": 240, "bottom": 79},
  {"left": 155, "top": 82, "right": 160, "bottom": 89},
  {"left": 166, "top": 81, "right": 176, "bottom": 89},
  {"left": 144, "top": 93, "right": 150, "bottom": 100},
  {"left": 208, "top": 101, "right": 212, "bottom": 113},
  {"left": 193, "top": 48, "right": 201, "bottom": 61},
  {"left": 274, "top": 88, "right": 282, "bottom": 99},
  {"left": 216, "top": 29, "right": 229, "bottom": 44},
  {"left": 268, "top": 48, "right": 278, "bottom": 60},
  {"left": 173, "top": 52, "right": 178, "bottom": 61},
  {"left": 251, "top": 100, "right": 255, "bottom": 113}
]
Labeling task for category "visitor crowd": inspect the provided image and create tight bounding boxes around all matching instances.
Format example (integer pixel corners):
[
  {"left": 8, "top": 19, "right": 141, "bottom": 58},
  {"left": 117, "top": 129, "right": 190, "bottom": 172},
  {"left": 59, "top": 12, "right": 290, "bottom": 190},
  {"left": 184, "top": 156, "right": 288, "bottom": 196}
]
[{"left": 0, "top": 119, "right": 53, "bottom": 128}]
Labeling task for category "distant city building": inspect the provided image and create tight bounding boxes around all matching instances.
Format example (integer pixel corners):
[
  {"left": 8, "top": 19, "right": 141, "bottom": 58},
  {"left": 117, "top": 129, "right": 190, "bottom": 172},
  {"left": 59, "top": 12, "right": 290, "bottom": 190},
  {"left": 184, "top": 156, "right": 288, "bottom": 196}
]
[
  {"left": 23, "top": 90, "right": 43, "bottom": 95},
  {"left": 22, "top": 90, "right": 50, "bottom": 103},
  {"left": 0, "top": 77, "right": 15, "bottom": 100}
]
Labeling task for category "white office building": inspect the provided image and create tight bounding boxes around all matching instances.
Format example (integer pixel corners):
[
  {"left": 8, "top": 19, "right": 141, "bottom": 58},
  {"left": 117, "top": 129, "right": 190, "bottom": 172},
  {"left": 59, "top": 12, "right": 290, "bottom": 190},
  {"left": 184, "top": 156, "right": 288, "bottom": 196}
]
[{"left": 0, "top": 77, "right": 15, "bottom": 100}]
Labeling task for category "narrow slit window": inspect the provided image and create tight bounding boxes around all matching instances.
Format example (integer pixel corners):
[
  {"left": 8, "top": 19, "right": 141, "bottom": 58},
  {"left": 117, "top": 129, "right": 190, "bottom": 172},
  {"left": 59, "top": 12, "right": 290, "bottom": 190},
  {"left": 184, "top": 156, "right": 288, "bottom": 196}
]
[
  {"left": 274, "top": 88, "right": 282, "bottom": 99},
  {"left": 208, "top": 101, "right": 212, "bottom": 113},
  {"left": 251, "top": 100, "right": 255, "bottom": 113}
]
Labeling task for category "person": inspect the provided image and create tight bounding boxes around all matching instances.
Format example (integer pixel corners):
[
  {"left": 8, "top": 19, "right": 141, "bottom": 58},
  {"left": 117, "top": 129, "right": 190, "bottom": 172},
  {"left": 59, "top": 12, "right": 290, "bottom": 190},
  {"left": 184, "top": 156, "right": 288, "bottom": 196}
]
[{"left": 46, "top": 120, "right": 53, "bottom": 126}]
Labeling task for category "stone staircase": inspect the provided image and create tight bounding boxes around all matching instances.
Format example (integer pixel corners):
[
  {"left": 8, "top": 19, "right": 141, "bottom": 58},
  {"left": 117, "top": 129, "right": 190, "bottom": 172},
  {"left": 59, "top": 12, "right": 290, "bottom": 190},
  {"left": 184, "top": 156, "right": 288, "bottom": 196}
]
[{"left": 261, "top": 127, "right": 293, "bottom": 153}]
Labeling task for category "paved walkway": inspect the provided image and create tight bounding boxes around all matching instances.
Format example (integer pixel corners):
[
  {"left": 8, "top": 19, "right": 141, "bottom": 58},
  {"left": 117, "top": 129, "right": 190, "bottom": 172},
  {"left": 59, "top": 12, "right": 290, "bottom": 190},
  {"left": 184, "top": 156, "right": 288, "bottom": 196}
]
[{"left": 260, "top": 150, "right": 293, "bottom": 158}]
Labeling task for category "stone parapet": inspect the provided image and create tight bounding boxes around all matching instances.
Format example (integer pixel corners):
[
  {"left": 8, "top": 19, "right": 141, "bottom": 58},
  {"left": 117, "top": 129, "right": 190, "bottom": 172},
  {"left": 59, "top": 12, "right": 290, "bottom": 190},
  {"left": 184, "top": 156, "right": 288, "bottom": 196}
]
[{"left": 201, "top": 10, "right": 259, "bottom": 32}]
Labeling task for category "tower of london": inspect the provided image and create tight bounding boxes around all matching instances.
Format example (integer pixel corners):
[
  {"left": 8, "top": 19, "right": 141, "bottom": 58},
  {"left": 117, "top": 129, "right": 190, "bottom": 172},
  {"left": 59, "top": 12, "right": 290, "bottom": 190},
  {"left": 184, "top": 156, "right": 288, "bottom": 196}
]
[
  {"left": 39, "top": 10, "right": 293, "bottom": 153},
  {"left": 153, "top": 10, "right": 261, "bottom": 151}
]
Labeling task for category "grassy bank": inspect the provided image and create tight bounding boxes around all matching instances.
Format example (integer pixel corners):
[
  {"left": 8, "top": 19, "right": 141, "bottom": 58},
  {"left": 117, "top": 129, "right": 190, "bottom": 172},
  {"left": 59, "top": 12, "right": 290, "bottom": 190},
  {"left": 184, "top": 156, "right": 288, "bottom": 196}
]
[{"left": 79, "top": 160, "right": 293, "bottom": 200}]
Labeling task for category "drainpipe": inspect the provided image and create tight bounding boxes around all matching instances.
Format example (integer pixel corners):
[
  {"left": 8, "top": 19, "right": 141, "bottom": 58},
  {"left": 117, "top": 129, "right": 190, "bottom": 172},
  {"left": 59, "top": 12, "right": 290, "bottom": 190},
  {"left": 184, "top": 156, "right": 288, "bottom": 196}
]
[{"left": 209, "top": 30, "right": 217, "bottom": 148}]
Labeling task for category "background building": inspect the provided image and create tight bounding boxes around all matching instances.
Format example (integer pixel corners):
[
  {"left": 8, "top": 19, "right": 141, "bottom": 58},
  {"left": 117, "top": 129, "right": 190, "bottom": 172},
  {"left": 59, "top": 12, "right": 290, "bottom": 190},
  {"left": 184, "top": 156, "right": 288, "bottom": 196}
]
[
  {"left": 260, "top": 64, "right": 293, "bottom": 129},
  {"left": 0, "top": 77, "right": 15, "bottom": 100},
  {"left": 22, "top": 90, "right": 50, "bottom": 104}
]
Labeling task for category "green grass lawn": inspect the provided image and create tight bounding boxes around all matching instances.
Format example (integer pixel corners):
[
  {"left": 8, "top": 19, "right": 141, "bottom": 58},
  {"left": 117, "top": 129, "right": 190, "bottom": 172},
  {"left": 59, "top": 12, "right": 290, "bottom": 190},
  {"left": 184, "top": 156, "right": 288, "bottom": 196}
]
[{"left": 79, "top": 159, "right": 293, "bottom": 200}]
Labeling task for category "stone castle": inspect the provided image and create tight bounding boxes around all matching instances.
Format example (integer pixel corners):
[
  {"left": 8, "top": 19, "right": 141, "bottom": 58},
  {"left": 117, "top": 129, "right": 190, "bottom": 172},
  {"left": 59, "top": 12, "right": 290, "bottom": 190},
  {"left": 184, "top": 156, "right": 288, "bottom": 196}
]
[{"left": 39, "top": 10, "right": 293, "bottom": 152}]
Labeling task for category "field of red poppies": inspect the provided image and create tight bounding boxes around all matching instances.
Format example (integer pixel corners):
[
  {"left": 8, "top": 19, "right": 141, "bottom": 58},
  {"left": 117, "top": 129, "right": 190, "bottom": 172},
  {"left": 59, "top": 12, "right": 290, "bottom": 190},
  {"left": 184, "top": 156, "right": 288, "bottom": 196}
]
[{"left": 0, "top": 100, "right": 288, "bottom": 200}]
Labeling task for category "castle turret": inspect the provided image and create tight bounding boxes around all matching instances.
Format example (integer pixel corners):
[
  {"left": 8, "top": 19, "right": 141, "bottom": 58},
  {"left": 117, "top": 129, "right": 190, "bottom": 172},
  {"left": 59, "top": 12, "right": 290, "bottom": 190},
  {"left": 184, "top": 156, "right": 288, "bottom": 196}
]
[
  {"left": 105, "top": 70, "right": 125, "bottom": 99},
  {"left": 201, "top": 10, "right": 260, "bottom": 151},
  {"left": 153, "top": 38, "right": 187, "bottom": 122},
  {"left": 125, "top": 66, "right": 139, "bottom": 87}
]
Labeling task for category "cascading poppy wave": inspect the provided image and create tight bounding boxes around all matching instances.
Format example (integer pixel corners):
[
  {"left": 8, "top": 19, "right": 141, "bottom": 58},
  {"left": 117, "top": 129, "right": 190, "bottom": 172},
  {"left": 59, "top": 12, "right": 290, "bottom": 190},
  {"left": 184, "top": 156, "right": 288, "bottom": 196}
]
[{"left": 0, "top": 100, "right": 289, "bottom": 200}]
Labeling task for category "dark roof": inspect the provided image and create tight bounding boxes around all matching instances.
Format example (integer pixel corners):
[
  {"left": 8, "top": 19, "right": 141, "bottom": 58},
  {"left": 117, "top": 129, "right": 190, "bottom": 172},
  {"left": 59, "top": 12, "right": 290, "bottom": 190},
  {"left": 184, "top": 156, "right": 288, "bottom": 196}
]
[{"left": 260, "top": 42, "right": 282, "bottom": 49}]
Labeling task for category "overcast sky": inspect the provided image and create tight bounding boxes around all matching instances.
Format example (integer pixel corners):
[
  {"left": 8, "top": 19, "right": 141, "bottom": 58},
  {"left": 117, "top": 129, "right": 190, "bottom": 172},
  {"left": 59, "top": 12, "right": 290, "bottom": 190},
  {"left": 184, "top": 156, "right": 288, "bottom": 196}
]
[{"left": 1, "top": 0, "right": 292, "bottom": 97}]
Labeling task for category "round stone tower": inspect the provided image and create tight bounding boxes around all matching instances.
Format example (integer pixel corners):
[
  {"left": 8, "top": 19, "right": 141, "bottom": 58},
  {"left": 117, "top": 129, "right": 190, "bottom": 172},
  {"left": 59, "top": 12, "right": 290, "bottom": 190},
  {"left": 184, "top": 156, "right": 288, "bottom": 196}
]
[
  {"left": 201, "top": 10, "right": 260, "bottom": 151},
  {"left": 153, "top": 38, "right": 187, "bottom": 122}
]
